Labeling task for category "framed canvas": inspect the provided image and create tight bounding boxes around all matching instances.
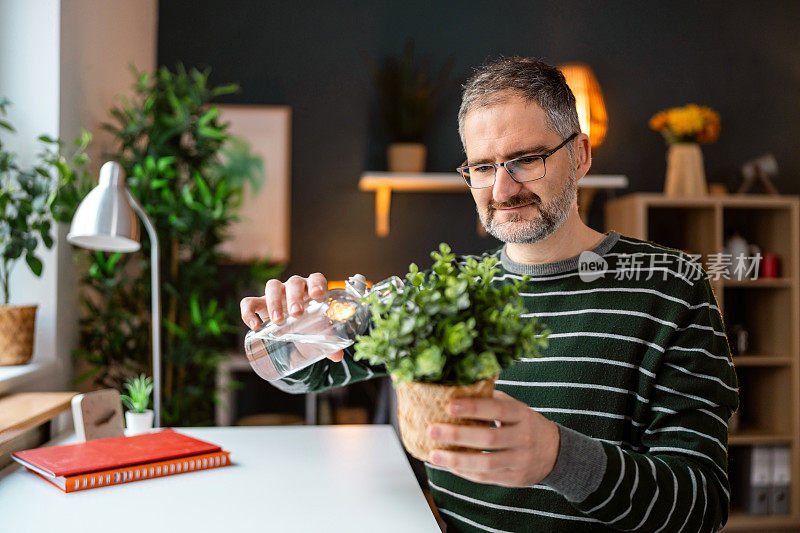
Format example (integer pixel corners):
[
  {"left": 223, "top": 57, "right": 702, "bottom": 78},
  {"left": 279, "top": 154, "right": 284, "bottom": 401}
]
[{"left": 218, "top": 105, "right": 291, "bottom": 263}]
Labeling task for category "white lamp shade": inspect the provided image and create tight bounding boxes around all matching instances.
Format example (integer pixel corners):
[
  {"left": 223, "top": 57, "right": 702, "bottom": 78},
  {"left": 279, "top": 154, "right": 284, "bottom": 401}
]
[{"left": 67, "top": 161, "right": 141, "bottom": 252}]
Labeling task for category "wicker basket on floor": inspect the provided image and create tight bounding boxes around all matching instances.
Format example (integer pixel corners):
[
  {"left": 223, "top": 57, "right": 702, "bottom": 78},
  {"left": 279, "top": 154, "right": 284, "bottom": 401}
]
[
  {"left": 395, "top": 375, "right": 497, "bottom": 461},
  {"left": 0, "top": 305, "right": 37, "bottom": 366}
]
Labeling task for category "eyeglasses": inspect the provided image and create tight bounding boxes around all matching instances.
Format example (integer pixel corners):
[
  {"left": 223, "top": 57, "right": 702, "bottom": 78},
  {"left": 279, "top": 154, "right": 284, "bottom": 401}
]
[{"left": 456, "top": 132, "right": 579, "bottom": 189}]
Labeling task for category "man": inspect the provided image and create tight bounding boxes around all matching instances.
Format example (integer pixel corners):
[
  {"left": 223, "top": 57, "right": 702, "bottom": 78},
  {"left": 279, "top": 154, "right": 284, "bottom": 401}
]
[{"left": 240, "top": 57, "right": 738, "bottom": 532}]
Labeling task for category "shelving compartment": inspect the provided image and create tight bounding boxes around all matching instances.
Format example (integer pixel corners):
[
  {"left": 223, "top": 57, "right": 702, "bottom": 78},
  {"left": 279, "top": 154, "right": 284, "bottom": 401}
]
[
  {"left": 730, "top": 367, "right": 793, "bottom": 438},
  {"left": 723, "top": 206, "right": 794, "bottom": 281},
  {"left": 723, "top": 287, "right": 793, "bottom": 358},
  {"left": 647, "top": 206, "right": 718, "bottom": 259},
  {"left": 728, "top": 445, "right": 793, "bottom": 519}
]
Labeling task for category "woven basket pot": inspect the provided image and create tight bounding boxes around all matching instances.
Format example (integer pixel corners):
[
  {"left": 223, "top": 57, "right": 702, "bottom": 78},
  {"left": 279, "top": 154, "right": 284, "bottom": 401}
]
[
  {"left": 0, "top": 304, "right": 37, "bottom": 366},
  {"left": 395, "top": 375, "right": 497, "bottom": 462}
]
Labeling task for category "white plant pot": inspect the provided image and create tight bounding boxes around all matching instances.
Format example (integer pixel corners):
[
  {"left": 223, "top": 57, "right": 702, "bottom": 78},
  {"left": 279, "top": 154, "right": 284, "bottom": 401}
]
[{"left": 125, "top": 410, "right": 154, "bottom": 435}]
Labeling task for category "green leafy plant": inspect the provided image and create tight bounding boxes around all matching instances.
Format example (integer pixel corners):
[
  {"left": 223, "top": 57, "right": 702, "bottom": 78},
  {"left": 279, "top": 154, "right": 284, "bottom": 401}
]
[
  {"left": 121, "top": 373, "right": 153, "bottom": 413},
  {"left": 366, "top": 40, "right": 455, "bottom": 143},
  {"left": 52, "top": 65, "right": 283, "bottom": 425},
  {"left": 43, "top": 128, "right": 95, "bottom": 225},
  {"left": 0, "top": 98, "right": 60, "bottom": 304},
  {"left": 354, "top": 243, "right": 550, "bottom": 385},
  {"left": 38, "top": 130, "right": 143, "bottom": 388}
]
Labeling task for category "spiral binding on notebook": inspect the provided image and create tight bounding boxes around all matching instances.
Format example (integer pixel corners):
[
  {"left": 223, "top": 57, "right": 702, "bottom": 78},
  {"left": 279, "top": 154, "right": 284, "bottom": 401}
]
[{"left": 60, "top": 450, "right": 231, "bottom": 492}]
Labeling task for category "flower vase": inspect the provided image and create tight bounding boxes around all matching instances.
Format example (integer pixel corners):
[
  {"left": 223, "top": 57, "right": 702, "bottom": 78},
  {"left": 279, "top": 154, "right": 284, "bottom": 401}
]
[{"left": 664, "top": 143, "right": 707, "bottom": 197}]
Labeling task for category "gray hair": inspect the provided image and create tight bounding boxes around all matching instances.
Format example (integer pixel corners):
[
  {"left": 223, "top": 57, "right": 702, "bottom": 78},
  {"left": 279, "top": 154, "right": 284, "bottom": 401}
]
[{"left": 457, "top": 56, "right": 581, "bottom": 154}]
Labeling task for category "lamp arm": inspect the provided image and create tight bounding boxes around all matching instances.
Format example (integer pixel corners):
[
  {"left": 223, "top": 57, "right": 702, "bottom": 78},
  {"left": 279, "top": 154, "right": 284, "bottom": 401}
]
[{"left": 126, "top": 190, "right": 162, "bottom": 428}]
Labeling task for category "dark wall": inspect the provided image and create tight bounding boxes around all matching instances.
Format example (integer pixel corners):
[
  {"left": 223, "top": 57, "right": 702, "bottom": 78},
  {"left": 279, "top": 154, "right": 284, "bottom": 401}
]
[{"left": 158, "top": 0, "right": 800, "bottom": 284}]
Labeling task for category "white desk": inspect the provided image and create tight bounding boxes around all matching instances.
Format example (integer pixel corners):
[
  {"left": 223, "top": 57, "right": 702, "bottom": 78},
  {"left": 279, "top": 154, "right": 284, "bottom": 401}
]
[{"left": 0, "top": 425, "right": 440, "bottom": 533}]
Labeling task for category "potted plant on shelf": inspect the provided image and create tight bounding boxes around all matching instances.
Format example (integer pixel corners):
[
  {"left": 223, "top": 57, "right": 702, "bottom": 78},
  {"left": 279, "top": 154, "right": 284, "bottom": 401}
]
[
  {"left": 367, "top": 40, "right": 454, "bottom": 173},
  {"left": 649, "top": 103, "right": 720, "bottom": 197},
  {"left": 354, "top": 243, "right": 550, "bottom": 460},
  {"left": 121, "top": 373, "right": 154, "bottom": 434},
  {"left": 0, "top": 98, "right": 59, "bottom": 366}
]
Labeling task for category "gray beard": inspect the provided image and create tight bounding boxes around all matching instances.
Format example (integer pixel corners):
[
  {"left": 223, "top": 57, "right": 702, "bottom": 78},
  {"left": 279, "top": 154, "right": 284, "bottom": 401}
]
[{"left": 478, "top": 170, "right": 577, "bottom": 244}]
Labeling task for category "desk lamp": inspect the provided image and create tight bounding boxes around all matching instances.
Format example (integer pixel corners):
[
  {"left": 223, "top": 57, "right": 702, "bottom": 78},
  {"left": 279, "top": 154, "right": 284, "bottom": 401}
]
[{"left": 67, "top": 161, "right": 162, "bottom": 427}]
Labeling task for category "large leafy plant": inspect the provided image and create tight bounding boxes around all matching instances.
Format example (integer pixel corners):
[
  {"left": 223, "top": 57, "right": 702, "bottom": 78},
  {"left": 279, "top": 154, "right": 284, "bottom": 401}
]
[
  {"left": 354, "top": 243, "right": 550, "bottom": 385},
  {"left": 55, "top": 65, "right": 282, "bottom": 425},
  {"left": 0, "top": 98, "right": 59, "bottom": 304},
  {"left": 44, "top": 128, "right": 95, "bottom": 225},
  {"left": 38, "top": 131, "right": 140, "bottom": 388}
]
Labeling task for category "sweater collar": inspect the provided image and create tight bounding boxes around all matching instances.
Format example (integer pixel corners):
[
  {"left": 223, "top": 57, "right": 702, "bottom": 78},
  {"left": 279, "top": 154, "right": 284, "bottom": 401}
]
[{"left": 500, "top": 230, "right": 620, "bottom": 276}]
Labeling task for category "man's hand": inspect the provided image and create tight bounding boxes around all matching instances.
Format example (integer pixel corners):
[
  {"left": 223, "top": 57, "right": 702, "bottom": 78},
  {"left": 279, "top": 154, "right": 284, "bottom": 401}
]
[
  {"left": 427, "top": 390, "right": 561, "bottom": 487},
  {"left": 239, "top": 272, "right": 344, "bottom": 362}
]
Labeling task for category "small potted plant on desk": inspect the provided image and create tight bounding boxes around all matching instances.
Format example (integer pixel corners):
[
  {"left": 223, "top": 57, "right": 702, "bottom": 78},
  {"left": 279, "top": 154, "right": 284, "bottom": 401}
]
[
  {"left": 354, "top": 244, "right": 550, "bottom": 460},
  {"left": 121, "top": 374, "right": 154, "bottom": 434}
]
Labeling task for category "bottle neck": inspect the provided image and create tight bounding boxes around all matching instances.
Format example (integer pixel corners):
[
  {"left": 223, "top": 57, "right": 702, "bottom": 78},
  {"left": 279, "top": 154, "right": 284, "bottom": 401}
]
[
  {"left": 345, "top": 274, "right": 368, "bottom": 296},
  {"left": 365, "top": 276, "right": 404, "bottom": 302}
]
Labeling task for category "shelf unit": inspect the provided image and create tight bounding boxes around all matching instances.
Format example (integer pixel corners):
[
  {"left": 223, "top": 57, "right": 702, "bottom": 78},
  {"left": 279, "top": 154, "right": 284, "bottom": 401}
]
[
  {"left": 605, "top": 193, "right": 800, "bottom": 531},
  {"left": 359, "top": 172, "right": 628, "bottom": 236}
]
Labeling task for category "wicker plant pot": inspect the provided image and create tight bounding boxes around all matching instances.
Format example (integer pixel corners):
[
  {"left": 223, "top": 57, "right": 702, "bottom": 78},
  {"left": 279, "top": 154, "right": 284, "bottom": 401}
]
[
  {"left": 0, "top": 304, "right": 37, "bottom": 366},
  {"left": 395, "top": 375, "right": 497, "bottom": 461}
]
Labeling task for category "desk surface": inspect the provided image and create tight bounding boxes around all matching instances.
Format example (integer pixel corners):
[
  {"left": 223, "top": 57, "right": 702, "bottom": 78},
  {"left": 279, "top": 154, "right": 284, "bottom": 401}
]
[{"left": 0, "top": 425, "right": 440, "bottom": 533}]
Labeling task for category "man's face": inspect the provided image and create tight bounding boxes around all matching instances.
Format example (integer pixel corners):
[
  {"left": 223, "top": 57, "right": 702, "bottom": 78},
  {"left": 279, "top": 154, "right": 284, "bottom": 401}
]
[{"left": 462, "top": 93, "right": 577, "bottom": 244}]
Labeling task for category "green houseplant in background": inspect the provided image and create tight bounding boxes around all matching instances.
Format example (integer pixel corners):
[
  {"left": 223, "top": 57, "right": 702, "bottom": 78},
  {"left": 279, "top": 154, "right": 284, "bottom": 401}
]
[
  {"left": 121, "top": 373, "right": 154, "bottom": 434},
  {"left": 366, "top": 40, "right": 454, "bottom": 173},
  {"left": 0, "top": 98, "right": 60, "bottom": 366},
  {"left": 354, "top": 243, "right": 550, "bottom": 461},
  {"left": 44, "top": 127, "right": 152, "bottom": 392},
  {"left": 54, "top": 65, "right": 282, "bottom": 426}
]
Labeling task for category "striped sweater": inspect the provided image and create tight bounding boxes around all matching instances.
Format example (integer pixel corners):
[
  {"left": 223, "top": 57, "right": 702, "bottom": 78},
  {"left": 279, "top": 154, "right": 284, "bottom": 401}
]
[{"left": 271, "top": 231, "right": 740, "bottom": 532}]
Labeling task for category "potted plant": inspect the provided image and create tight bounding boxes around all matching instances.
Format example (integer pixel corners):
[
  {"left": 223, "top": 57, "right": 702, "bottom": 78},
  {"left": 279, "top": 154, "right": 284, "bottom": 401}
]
[
  {"left": 649, "top": 104, "right": 720, "bottom": 197},
  {"left": 0, "top": 98, "right": 59, "bottom": 366},
  {"left": 121, "top": 373, "right": 155, "bottom": 434},
  {"left": 354, "top": 244, "right": 550, "bottom": 460},
  {"left": 367, "top": 40, "right": 454, "bottom": 173}
]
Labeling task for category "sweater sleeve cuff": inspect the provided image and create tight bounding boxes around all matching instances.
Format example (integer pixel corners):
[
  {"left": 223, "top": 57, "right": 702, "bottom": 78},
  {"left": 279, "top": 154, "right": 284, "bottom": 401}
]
[{"left": 540, "top": 423, "right": 607, "bottom": 503}]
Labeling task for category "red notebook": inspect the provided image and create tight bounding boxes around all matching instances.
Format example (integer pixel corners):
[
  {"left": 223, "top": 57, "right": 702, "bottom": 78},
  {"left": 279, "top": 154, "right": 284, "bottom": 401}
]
[{"left": 12, "top": 428, "right": 231, "bottom": 492}]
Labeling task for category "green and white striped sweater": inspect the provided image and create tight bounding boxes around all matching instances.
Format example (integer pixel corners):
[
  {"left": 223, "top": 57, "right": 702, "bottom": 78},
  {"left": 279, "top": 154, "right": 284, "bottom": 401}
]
[{"left": 271, "top": 231, "right": 739, "bottom": 532}]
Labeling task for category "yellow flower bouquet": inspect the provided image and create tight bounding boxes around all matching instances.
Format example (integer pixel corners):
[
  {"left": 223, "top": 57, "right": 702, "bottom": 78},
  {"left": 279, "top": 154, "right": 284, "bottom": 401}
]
[{"left": 649, "top": 104, "right": 720, "bottom": 145}]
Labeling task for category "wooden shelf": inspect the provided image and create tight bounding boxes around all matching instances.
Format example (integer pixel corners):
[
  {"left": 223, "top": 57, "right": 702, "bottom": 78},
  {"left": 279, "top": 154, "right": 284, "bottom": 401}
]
[
  {"left": 0, "top": 392, "right": 77, "bottom": 434},
  {"left": 734, "top": 355, "right": 793, "bottom": 367},
  {"left": 606, "top": 192, "right": 798, "bottom": 209},
  {"left": 606, "top": 193, "right": 800, "bottom": 530},
  {"left": 720, "top": 278, "right": 792, "bottom": 288},
  {"left": 726, "top": 511, "right": 799, "bottom": 530},
  {"left": 359, "top": 172, "right": 628, "bottom": 236},
  {"left": 359, "top": 171, "right": 628, "bottom": 191},
  {"left": 359, "top": 172, "right": 465, "bottom": 192},
  {"left": 0, "top": 392, "right": 77, "bottom": 450},
  {"left": 729, "top": 429, "right": 794, "bottom": 446}
]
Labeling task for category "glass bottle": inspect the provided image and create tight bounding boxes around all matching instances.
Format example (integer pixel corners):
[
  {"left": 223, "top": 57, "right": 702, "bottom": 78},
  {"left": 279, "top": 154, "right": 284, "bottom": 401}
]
[{"left": 244, "top": 274, "right": 403, "bottom": 382}]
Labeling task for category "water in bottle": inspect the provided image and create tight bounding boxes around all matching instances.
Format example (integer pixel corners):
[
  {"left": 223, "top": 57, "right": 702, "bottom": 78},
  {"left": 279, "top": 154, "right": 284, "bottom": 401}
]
[{"left": 244, "top": 274, "right": 403, "bottom": 381}]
